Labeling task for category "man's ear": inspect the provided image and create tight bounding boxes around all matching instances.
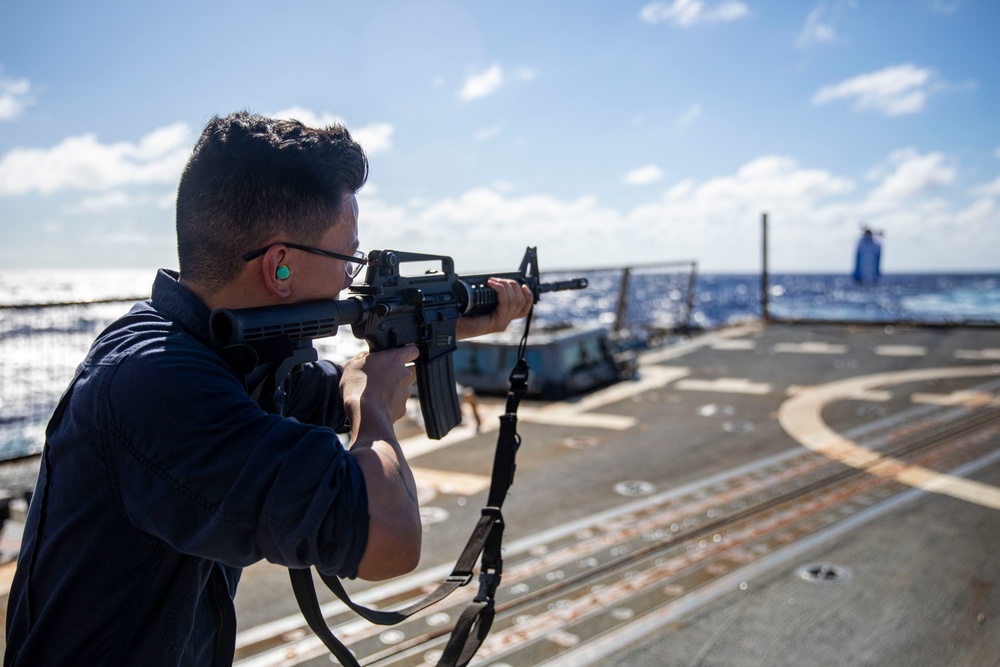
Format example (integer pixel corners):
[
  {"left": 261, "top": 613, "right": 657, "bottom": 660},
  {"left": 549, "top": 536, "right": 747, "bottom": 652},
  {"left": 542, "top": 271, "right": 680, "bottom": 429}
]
[{"left": 261, "top": 245, "right": 293, "bottom": 298}]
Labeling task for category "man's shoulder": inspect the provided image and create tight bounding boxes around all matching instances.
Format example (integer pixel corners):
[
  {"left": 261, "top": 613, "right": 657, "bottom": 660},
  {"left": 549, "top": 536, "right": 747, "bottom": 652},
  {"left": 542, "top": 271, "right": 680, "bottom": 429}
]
[{"left": 89, "top": 301, "right": 210, "bottom": 365}]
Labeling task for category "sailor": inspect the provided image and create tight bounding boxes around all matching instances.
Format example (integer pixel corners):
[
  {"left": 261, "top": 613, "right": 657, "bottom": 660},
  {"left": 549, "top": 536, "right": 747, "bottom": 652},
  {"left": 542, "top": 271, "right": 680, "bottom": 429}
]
[
  {"left": 852, "top": 227, "right": 882, "bottom": 286},
  {"left": 4, "top": 111, "right": 532, "bottom": 666}
]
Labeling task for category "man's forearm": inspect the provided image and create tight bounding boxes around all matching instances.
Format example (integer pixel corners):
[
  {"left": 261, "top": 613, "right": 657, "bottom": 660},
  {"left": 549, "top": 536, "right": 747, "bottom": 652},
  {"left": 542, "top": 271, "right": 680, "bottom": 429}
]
[{"left": 349, "top": 421, "right": 422, "bottom": 580}]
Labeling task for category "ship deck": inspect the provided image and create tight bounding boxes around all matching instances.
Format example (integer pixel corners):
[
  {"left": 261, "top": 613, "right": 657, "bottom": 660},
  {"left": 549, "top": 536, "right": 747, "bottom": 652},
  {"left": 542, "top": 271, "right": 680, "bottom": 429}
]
[{"left": 2, "top": 320, "right": 998, "bottom": 665}]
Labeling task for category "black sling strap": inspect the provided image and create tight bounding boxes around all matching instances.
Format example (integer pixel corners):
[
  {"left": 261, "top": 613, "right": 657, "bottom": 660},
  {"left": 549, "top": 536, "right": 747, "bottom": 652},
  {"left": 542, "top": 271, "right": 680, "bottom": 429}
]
[{"left": 289, "top": 309, "right": 534, "bottom": 667}]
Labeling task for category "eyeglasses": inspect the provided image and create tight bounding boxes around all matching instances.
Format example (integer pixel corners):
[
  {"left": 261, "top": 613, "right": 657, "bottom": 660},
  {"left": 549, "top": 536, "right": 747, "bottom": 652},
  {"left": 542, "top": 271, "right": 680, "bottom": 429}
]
[{"left": 242, "top": 242, "right": 368, "bottom": 278}]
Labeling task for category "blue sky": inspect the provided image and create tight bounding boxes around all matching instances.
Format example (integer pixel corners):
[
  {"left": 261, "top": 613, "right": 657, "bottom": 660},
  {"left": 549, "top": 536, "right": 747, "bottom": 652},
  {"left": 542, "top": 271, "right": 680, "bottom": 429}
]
[{"left": 1, "top": 0, "right": 998, "bottom": 273}]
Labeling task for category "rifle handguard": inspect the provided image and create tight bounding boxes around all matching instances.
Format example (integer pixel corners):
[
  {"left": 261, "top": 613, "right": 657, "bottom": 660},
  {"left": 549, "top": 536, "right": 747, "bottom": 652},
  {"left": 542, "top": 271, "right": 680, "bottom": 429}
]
[{"left": 210, "top": 246, "right": 587, "bottom": 439}]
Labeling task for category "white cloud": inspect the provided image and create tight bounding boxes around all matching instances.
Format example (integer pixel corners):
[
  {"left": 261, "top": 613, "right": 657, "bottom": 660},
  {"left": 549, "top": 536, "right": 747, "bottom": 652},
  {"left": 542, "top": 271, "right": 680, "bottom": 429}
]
[
  {"left": 353, "top": 124, "right": 395, "bottom": 155},
  {"left": 473, "top": 124, "right": 504, "bottom": 143},
  {"left": 931, "top": 0, "right": 962, "bottom": 14},
  {"left": 272, "top": 107, "right": 394, "bottom": 154},
  {"left": 623, "top": 164, "right": 664, "bottom": 185},
  {"left": 0, "top": 122, "right": 192, "bottom": 196},
  {"left": 155, "top": 191, "right": 176, "bottom": 209},
  {"left": 456, "top": 64, "right": 536, "bottom": 102},
  {"left": 458, "top": 64, "right": 504, "bottom": 101},
  {"left": 675, "top": 103, "right": 702, "bottom": 128},
  {"left": 101, "top": 224, "right": 174, "bottom": 247},
  {"left": 796, "top": 4, "right": 836, "bottom": 48},
  {"left": 633, "top": 156, "right": 855, "bottom": 224},
  {"left": 361, "top": 155, "right": 855, "bottom": 270},
  {"left": 994, "top": 146, "right": 1000, "bottom": 159},
  {"left": 358, "top": 186, "right": 620, "bottom": 270},
  {"left": 639, "top": 0, "right": 749, "bottom": 27},
  {"left": 68, "top": 189, "right": 176, "bottom": 213},
  {"left": 812, "top": 64, "right": 937, "bottom": 116},
  {"left": 864, "top": 149, "right": 955, "bottom": 204},
  {"left": 625, "top": 151, "right": 998, "bottom": 270},
  {"left": 973, "top": 174, "right": 1000, "bottom": 197},
  {"left": 0, "top": 70, "right": 33, "bottom": 121},
  {"left": 273, "top": 106, "right": 345, "bottom": 128},
  {"left": 512, "top": 67, "right": 538, "bottom": 83},
  {"left": 354, "top": 147, "right": 999, "bottom": 271},
  {"left": 73, "top": 191, "right": 134, "bottom": 212}
]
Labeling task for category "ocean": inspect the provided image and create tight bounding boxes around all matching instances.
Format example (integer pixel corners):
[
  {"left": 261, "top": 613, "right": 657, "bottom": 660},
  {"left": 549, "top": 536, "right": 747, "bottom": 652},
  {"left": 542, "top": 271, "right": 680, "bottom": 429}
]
[{"left": 2, "top": 267, "right": 999, "bottom": 460}]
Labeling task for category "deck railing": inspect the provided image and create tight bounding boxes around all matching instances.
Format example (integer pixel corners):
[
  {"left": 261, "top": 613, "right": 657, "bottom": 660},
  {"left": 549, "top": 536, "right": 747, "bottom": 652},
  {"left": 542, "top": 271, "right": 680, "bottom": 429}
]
[
  {"left": 0, "top": 298, "right": 144, "bottom": 460},
  {"left": 536, "top": 260, "right": 700, "bottom": 342},
  {"left": 0, "top": 261, "right": 703, "bottom": 461}
]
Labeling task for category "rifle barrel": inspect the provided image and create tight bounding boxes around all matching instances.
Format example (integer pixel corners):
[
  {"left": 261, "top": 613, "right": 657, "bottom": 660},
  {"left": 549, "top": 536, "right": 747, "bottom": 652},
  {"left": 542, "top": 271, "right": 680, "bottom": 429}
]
[{"left": 539, "top": 278, "right": 588, "bottom": 293}]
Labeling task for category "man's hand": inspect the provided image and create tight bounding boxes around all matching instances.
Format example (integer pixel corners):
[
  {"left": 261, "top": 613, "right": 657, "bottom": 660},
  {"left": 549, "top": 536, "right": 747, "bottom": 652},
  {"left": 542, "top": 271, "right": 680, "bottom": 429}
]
[
  {"left": 456, "top": 277, "right": 534, "bottom": 340},
  {"left": 340, "top": 345, "right": 418, "bottom": 429}
]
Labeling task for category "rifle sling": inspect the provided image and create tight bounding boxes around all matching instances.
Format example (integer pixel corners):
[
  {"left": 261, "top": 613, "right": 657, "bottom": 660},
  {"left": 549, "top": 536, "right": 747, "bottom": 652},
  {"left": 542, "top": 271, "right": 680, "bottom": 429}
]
[{"left": 289, "top": 317, "right": 533, "bottom": 667}]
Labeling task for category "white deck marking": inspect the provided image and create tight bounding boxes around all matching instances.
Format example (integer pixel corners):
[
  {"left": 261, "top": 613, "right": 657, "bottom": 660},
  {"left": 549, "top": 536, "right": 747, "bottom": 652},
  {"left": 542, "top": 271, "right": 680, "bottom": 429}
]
[
  {"left": 399, "top": 366, "right": 691, "bottom": 464},
  {"left": 399, "top": 408, "right": 503, "bottom": 459},
  {"left": 676, "top": 377, "right": 772, "bottom": 395},
  {"left": 0, "top": 561, "right": 16, "bottom": 597},
  {"left": 771, "top": 342, "right": 848, "bottom": 354},
  {"left": 911, "top": 390, "right": 1000, "bottom": 408},
  {"left": 410, "top": 467, "right": 492, "bottom": 495},
  {"left": 711, "top": 339, "right": 756, "bottom": 350},
  {"left": 639, "top": 322, "right": 761, "bottom": 364},
  {"left": 955, "top": 348, "right": 1000, "bottom": 360},
  {"left": 518, "top": 365, "right": 691, "bottom": 430},
  {"left": 398, "top": 323, "right": 763, "bottom": 460},
  {"left": 778, "top": 366, "right": 1000, "bottom": 510},
  {"left": 519, "top": 411, "right": 637, "bottom": 430},
  {"left": 395, "top": 363, "right": 692, "bottom": 507},
  {"left": 787, "top": 386, "right": 891, "bottom": 401},
  {"left": 875, "top": 345, "right": 927, "bottom": 357}
]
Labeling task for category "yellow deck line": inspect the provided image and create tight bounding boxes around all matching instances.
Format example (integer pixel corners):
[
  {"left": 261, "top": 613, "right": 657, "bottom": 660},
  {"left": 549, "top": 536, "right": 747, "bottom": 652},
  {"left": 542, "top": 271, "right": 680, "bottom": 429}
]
[{"left": 778, "top": 366, "right": 1000, "bottom": 510}]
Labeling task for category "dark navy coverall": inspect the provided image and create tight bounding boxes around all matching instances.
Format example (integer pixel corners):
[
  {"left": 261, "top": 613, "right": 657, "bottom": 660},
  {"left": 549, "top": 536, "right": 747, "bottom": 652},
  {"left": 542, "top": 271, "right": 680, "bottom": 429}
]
[{"left": 5, "top": 270, "right": 369, "bottom": 666}]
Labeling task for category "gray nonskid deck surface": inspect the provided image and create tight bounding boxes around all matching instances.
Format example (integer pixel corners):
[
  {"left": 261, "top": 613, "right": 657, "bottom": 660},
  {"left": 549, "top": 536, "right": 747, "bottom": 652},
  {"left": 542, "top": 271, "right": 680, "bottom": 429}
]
[
  {"left": 610, "top": 324, "right": 1000, "bottom": 667},
  {"left": 1, "top": 322, "right": 998, "bottom": 665},
  {"left": 617, "top": 461, "right": 1000, "bottom": 667}
]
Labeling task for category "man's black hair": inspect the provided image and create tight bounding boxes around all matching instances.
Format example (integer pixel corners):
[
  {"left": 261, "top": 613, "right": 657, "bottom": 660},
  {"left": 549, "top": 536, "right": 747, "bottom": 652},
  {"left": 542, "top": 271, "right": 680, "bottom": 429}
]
[{"left": 176, "top": 111, "right": 369, "bottom": 291}]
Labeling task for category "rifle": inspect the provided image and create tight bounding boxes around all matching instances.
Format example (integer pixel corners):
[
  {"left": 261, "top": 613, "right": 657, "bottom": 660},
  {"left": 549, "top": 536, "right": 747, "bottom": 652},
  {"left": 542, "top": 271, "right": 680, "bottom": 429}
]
[{"left": 210, "top": 246, "right": 587, "bottom": 438}]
